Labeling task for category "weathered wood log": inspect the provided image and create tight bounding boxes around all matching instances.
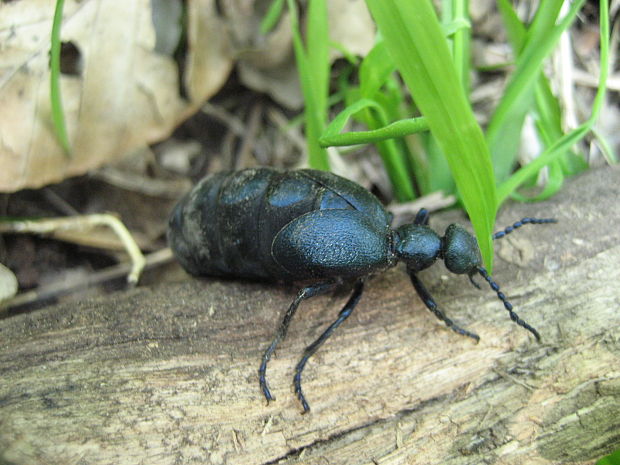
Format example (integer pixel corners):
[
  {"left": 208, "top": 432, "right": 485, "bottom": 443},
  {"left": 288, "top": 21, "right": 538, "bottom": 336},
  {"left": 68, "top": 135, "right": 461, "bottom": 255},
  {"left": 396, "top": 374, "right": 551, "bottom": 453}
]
[{"left": 1, "top": 166, "right": 619, "bottom": 465}]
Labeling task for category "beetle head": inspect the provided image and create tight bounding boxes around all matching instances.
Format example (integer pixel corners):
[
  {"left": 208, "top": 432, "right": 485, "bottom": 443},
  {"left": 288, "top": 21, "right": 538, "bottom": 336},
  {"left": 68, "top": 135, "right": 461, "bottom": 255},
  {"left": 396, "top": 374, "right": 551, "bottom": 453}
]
[{"left": 441, "top": 223, "right": 482, "bottom": 275}]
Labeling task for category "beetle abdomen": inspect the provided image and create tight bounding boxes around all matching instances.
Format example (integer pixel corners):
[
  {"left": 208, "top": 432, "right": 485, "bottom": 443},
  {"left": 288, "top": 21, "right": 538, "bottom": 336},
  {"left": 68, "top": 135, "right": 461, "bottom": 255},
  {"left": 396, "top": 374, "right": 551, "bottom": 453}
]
[
  {"left": 168, "top": 168, "right": 391, "bottom": 281},
  {"left": 169, "top": 169, "right": 279, "bottom": 279}
]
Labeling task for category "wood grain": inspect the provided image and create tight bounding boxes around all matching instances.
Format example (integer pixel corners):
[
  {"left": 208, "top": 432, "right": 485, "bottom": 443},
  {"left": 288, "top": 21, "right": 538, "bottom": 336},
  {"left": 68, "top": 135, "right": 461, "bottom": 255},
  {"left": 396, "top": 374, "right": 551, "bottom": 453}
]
[{"left": 1, "top": 166, "right": 619, "bottom": 465}]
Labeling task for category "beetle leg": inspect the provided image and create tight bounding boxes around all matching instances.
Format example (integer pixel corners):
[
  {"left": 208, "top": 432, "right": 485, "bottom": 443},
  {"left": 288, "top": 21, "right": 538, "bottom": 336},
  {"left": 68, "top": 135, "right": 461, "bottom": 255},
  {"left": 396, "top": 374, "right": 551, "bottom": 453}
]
[
  {"left": 414, "top": 208, "right": 430, "bottom": 225},
  {"left": 408, "top": 272, "right": 480, "bottom": 341},
  {"left": 294, "top": 279, "right": 365, "bottom": 413},
  {"left": 493, "top": 217, "right": 557, "bottom": 240},
  {"left": 468, "top": 272, "right": 482, "bottom": 290},
  {"left": 259, "top": 281, "right": 338, "bottom": 403}
]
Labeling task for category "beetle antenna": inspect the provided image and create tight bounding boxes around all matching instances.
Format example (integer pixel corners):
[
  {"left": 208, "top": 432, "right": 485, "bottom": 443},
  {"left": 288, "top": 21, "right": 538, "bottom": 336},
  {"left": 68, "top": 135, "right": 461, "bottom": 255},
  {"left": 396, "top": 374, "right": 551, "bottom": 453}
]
[
  {"left": 493, "top": 217, "right": 557, "bottom": 240},
  {"left": 476, "top": 266, "right": 541, "bottom": 341}
]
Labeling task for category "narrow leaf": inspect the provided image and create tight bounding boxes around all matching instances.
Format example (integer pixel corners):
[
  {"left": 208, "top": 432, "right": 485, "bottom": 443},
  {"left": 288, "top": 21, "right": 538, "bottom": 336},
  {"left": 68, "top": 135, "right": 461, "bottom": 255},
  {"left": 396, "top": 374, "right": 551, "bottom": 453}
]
[{"left": 366, "top": 0, "right": 496, "bottom": 269}]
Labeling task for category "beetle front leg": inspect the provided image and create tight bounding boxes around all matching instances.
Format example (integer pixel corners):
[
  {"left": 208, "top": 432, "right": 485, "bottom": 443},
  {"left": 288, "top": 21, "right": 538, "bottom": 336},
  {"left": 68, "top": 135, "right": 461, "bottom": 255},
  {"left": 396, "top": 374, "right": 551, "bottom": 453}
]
[
  {"left": 414, "top": 208, "right": 430, "bottom": 225},
  {"left": 408, "top": 271, "right": 480, "bottom": 341},
  {"left": 293, "top": 279, "right": 365, "bottom": 413},
  {"left": 259, "top": 281, "right": 338, "bottom": 403}
]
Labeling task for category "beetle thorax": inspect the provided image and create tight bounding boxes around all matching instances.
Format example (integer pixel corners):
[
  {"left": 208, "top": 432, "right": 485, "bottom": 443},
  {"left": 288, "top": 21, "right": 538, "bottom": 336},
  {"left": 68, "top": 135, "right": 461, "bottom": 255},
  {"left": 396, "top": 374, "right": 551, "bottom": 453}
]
[{"left": 393, "top": 224, "right": 442, "bottom": 272}]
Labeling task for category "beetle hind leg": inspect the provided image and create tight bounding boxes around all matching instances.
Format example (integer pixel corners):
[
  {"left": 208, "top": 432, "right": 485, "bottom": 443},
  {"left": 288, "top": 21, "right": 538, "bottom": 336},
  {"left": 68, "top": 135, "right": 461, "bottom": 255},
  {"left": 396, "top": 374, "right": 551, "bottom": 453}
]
[
  {"left": 259, "top": 281, "right": 337, "bottom": 403},
  {"left": 409, "top": 272, "right": 480, "bottom": 341},
  {"left": 294, "top": 279, "right": 365, "bottom": 413}
]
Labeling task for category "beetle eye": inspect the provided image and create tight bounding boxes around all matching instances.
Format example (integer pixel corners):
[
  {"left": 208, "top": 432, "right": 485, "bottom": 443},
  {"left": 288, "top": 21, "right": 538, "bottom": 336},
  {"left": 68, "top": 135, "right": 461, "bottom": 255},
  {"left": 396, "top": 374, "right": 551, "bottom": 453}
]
[{"left": 442, "top": 224, "right": 482, "bottom": 274}]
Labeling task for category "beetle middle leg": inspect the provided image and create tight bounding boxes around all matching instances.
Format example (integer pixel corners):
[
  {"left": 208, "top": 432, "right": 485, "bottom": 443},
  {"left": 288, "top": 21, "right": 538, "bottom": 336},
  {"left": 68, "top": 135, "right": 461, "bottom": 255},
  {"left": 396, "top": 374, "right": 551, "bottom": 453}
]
[
  {"left": 259, "top": 281, "right": 338, "bottom": 403},
  {"left": 293, "top": 278, "right": 365, "bottom": 413},
  {"left": 408, "top": 271, "right": 480, "bottom": 341}
]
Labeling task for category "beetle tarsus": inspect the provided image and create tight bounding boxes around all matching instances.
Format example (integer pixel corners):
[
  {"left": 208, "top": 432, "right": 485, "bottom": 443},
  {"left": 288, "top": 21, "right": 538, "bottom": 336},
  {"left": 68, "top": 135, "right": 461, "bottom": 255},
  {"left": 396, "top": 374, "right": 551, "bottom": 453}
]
[
  {"left": 259, "top": 357, "right": 276, "bottom": 402},
  {"left": 293, "top": 371, "right": 310, "bottom": 413}
]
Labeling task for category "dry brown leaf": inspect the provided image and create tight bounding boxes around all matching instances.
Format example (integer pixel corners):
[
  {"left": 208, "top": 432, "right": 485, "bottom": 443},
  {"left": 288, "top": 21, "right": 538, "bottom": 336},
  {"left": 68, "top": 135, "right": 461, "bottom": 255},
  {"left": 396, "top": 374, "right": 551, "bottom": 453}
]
[
  {"left": 0, "top": 262, "right": 18, "bottom": 303},
  {"left": 0, "top": 0, "right": 233, "bottom": 193},
  {"left": 234, "top": 0, "right": 376, "bottom": 109},
  {"left": 327, "top": 0, "right": 375, "bottom": 59}
]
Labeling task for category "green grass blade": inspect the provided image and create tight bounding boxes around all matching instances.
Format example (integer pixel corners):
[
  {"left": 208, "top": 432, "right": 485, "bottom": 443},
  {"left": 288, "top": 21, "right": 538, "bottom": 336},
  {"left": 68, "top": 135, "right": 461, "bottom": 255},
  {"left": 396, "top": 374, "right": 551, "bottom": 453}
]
[
  {"left": 497, "top": 126, "right": 584, "bottom": 203},
  {"left": 496, "top": 0, "right": 523, "bottom": 52},
  {"left": 321, "top": 116, "right": 428, "bottom": 147},
  {"left": 525, "top": 1, "right": 564, "bottom": 48},
  {"left": 322, "top": 96, "right": 416, "bottom": 200},
  {"left": 495, "top": 0, "right": 586, "bottom": 201},
  {"left": 50, "top": 0, "right": 71, "bottom": 156},
  {"left": 417, "top": 131, "right": 455, "bottom": 195},
  {"left": 591, "top": 128, "right": 617, "bottom": 164},
  {"left": 596, "top": 447, "right": 620, "bottom": 465},
  {"left": 443, "top": 0, "right": 472, "bottom": 91},
  {"left": 260, "top": 0, "right": 286, "bottom": 34},
  {"left": 488, "top": 0, "right": 585, "bottom": 182},
  {"left": 359, "top": 40, "right": 396, "bottom": 98},
  {"left": 356, "top": 42, "right": 416, "bottom": 200},
  {"left": 306, "top": 0, "right": 329, "bottom": 113},
  {"left": 286, "top": 0, "right": 330, "bottom": 170},
  {"left": 497, "top": 0, "right": 609, "bottom": 202},
  {"left": 365, "top": 0, "right": 496, "bottom": 270},
  {"left": 533, "top": 78, "right": 588, "bottom": 180},
  {"left": 322, "top": 98, "right": 386, "bottom": 140}
]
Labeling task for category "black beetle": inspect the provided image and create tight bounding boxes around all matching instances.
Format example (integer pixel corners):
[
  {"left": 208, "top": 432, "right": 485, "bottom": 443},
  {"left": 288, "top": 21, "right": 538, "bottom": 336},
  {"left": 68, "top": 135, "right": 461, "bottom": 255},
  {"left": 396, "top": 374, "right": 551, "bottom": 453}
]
[{"left": 168, "top": 167, "right": 555, "bottom": 412}]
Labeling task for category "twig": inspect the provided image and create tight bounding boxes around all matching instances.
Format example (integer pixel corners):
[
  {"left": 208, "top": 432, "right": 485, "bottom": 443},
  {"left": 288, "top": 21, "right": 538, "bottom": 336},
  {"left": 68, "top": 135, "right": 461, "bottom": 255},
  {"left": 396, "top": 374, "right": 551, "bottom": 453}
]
[
  {"left": 0, "top": 248, "right": 173, "bottom": 313},
  {"left": 0, "top": 214, "right": 146, "bottom": 284},
  {"left": 235, "top": 101, "right": 264, "bottom": 169}
]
